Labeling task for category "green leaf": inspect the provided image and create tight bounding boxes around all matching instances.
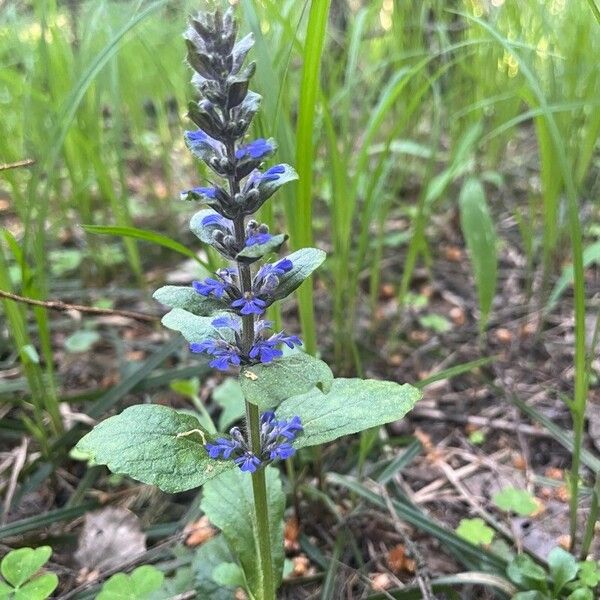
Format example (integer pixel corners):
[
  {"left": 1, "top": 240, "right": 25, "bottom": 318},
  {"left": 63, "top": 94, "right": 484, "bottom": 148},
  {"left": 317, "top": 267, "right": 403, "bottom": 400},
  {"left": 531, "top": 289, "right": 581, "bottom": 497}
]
[
  {"left": 192, "top": 536, "right": 237, "bottom": 600},
  {"left": 161, "top": 308, "right": 233, "bottom": 344},
  {"left": 189, "top": 209, "right": 230, "bottom": 249},
  {"left": 97, "top": 566, "right": 164, "bottom": 600},
  {"left": 49, "top": 248, "right": 83, "bottom": 276},
  {"left": 578, "top": 560, "right": 600, "bottom": 587},
  {"left": 212, "top": 563, "right": 246, "bottom": 589},
  {"left": 254, "top": 164, "right": 298, "bottom": 211},
  {"left": 276, "top": 378, "right": 421, "bottom": 448},
  {"left": 240, "top": 353, "right": 333, "bottom": 410},
  {"left": 547, "top": 547, "right": 578, "bottom": 594},
  {"left": 1, "top": 546, "right": 52, "bottom": 588},
  {"left": 456, "top": 518, "right": 495, "bottom": 546},
  {"left": 213, "top": 379, "right": 245, "bottom": 430},
  {"left": 83, "top": 224, "right": 207, "bottom": 267},
  {"left": 13, "top": 574, "right": 58, "bottom": 600},
  {"left": 493, "top": 487, "right": 538, "bottom": 516},
  {"left": 0, "top": 581, "right": 12, "bottom": 599},
  {"left": 153, "top": 285, "right": 229, "bottom": 317},
  {"left": 459, "top": 177, "right": 498, "bottom": 331},
  {"left": 74, "top": 405, "right": 234, "bottom": 493},
  {"left": 511, "top": 593, "right": 548, "bottom": 600},
  {"left": 567, "top": 589, "right": 594, "bottom": 600},
  {"left": 64, "top": 330, "right": 100, "bottom": 353},
  {"left": 236, "top": 234, "right": 288, "bottom": 261},
  {"left": 547, "top": 241, "right": 600, "bottom": 311},
  {"left": 507, "top": 554, "right": 547, "bottom": 589},
  {"left": 201, "top": 468, "right": 285, "bottom": 599},
  {"left": 268, "top": 248, "right": 326, "bottom": 303},
  {"left": 170, "top": 378, "right": 200, "bottom": 399},
  {"left": 418, "top": 314, "right": 452, "bottom": 333}
]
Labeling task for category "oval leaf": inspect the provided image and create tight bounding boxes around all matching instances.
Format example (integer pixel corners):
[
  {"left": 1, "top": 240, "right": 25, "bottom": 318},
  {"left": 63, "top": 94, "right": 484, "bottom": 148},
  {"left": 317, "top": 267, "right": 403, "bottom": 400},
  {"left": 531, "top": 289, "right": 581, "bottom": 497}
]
[
  {"left": 276, "top": 378, "right": 421, "bottom": 448},
  {"left": 1, "top": 546, "right": 52, "bottom": 588},
  {"left": 269, "top": 248, "right": 326, "bottom": 303},
  {"left": 201, "top": 468, "right": 285, "bottom": 599},
  {"left": 161, "top": 308, "right": 233, "bottom": 344},
  {"left": 153, "top": 285, "right": 230, "bottom": 317},
  {"left": 236, "top": 233, "right": 287, "bottom": 262},
  {"left": 74, "top": 405, "right": 234, "bottom": 493},
  {"left": 240, "top": 353, "right": 333, "bottom": 410}
]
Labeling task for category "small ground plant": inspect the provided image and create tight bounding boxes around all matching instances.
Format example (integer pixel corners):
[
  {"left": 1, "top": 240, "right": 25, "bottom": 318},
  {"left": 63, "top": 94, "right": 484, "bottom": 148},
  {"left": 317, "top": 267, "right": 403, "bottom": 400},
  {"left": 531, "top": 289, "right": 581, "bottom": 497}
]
[{"left": 75, "top": 7, "right": 420, "bottom": 599}]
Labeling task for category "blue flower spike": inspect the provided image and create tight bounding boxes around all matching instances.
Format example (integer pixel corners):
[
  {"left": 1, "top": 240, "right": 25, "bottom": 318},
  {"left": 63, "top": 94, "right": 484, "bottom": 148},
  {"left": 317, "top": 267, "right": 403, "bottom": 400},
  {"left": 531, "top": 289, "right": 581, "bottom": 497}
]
[{"left": 204, "top": 411, "right": 303, "bottom": 473}]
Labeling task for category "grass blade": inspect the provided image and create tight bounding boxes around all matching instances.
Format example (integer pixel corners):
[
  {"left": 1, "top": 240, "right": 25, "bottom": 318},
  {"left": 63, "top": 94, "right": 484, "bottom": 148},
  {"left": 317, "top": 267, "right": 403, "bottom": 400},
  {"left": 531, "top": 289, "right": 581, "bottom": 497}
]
[
  {"left": 294, "top": 0, "right": 331, "bottom": 355},
  {"left": 458, "top": 178, "right": 498, "bottom": 332},
  {"left": 83, "top": 224, "right": 210, "bottom": 269}
]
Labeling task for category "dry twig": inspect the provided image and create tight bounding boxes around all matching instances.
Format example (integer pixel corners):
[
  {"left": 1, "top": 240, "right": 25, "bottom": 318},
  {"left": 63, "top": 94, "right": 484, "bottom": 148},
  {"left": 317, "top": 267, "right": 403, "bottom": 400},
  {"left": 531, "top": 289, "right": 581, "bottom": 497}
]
[{"left": 0, "top": 289, "right": 158, "bottom": 323}]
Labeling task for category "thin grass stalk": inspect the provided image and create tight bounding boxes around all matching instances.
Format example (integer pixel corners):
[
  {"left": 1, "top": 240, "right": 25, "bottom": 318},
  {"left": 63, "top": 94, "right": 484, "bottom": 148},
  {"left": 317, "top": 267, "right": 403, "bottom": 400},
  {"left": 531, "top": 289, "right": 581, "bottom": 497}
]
[{"left": 294, "top": 0, "right": 331, "bottom": 356}]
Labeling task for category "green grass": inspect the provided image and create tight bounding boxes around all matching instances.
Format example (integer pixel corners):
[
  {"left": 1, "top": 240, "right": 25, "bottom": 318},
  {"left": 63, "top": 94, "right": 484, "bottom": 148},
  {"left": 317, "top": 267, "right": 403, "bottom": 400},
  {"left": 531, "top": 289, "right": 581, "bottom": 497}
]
[{"left": 0, "top": 0, "right": 598, "bottom": 578}]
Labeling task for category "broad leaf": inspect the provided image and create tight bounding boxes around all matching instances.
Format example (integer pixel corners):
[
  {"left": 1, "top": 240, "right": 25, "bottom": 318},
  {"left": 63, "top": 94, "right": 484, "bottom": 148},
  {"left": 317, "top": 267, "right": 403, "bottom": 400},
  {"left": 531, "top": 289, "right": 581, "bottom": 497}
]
[
  {"left": 212, "top": 563, "right": 246, "bottom": 588},
  {"left": 1, "top": 546, "right": 52, "bottom": 588},
  {"left": 459, "top": 178, "right": 497, "bottom": 331},
  {"left": 192, "top": 535, "right": 237, "bottom": 600},
  {"left": 236, "top": 233, "right": 287, "bottom": 262},
  {"left": 97, "top": 566, "right": 164, "bottom": 600},
  {"left": 75, "top": 405, "right": 234, "bottom": 493},
  {"left": 201, "top": 468, "right": 285, "bottom": 599},
  {"left": 276, "top": 378, "right": 421, "bottom": 448},
  {"left": 153, "top": 285, "right": 230, "bottom": 317},
  {"left": 240, "top": 353, "right": 333, "bottom": 410},
  {"left": 251, "top": 164, "right": 298, "bottom": 212},
  {"left": 12, "top": 575, "right": 58, "bottom": 600},
  {"left": 161, "top": 308, "right": 233, "bottom": 344},
  {"left": 456, "top": 518, "right": 495, "bottom": 546},
  {"left": 493, "top": 487, "right": 538, "bottom": 516},
  {"left": 269, "top": 248, "right": 326, "bottom": 303},
  {"left": 507, "top": 554, "right": 547, "bottom": 590},
  {"left": 548, "top": 547, "right": 578, "bottom": 594},
  {"left": 567, "top": 589, "right": 594, "bottom": 600}
]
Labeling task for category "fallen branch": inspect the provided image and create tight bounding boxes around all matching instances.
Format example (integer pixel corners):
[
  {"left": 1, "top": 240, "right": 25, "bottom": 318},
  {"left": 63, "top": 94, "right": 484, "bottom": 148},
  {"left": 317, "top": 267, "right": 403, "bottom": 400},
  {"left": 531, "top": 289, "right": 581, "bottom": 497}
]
[{"left": 0, "top": 289, "right": 158, "bottom": 323}]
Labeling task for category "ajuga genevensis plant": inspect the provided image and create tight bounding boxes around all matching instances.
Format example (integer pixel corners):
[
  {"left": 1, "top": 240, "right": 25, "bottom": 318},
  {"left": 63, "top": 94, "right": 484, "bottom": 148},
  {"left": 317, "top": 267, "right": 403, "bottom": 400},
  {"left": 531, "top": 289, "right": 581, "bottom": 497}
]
[{"left": 76, "top": 8, "right": 420, "bottom": 599}]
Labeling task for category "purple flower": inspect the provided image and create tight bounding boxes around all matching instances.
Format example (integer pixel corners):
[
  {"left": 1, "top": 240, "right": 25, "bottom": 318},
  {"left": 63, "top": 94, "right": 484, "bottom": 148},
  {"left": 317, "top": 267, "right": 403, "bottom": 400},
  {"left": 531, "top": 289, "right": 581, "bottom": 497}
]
[
  {"left": 269, "top": 442, "right": 295, "bottom": 461},
  {"left": 234, "top": 453, "right": 262, "bottom": 473},
  {"left": 205, "top": 437, "right": 239, "bottom": 459},
  {"left": 275, "top": 258, "right": 293, "bottom": 273},
  {"left": 249, "top": 340, "right": 283, "bottom": 363},
  {"left": 203, "top": 411, "right": 303, "bottom": 473},
  {"left": 235, "top": 138, "right": 274, "bottom": 160},
  {"left": 185, "top": 129, "right": 224, "bottom": 153},
  {"left": 190, "top": 339, "right": 241, "bottom": 371},
  {"left": 246, "top": 232, "right": 273, "bottom": 246},
  {"left": 180, "top": 186, "right": 217, "bottom": 200},
  {"left": 231, "top": 293, "right": 266, "bottom": 315},
  {"left": 269, "top": 331, "right": 302, "bottom": 349},
  {"left": 211, "top": 315, "right": 241, "bottom": 331},
  {"left": 201, "top": 213, "right": 228, "bottom": 226},
  {"left": 261, "top": 164, "right": 286, "bottom": 182},
  {"left": 193, "top": 278, "right": 227, "bottom": 298},
  {"left": 276, "top": 416, "right": 303, "bottom": 440}
]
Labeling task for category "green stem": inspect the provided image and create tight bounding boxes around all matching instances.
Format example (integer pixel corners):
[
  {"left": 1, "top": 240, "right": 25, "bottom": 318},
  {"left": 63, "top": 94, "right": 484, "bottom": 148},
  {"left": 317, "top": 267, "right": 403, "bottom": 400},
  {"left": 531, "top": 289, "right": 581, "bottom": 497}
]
[
  {"left": 226, "top": 130, "right": 276, "bottom": 598},
  {"left": 579, "top": 473, "right": 599, "bottom": 559},
  {"left": 246, "top": 401, "right": 275, "bottom": 600}
]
